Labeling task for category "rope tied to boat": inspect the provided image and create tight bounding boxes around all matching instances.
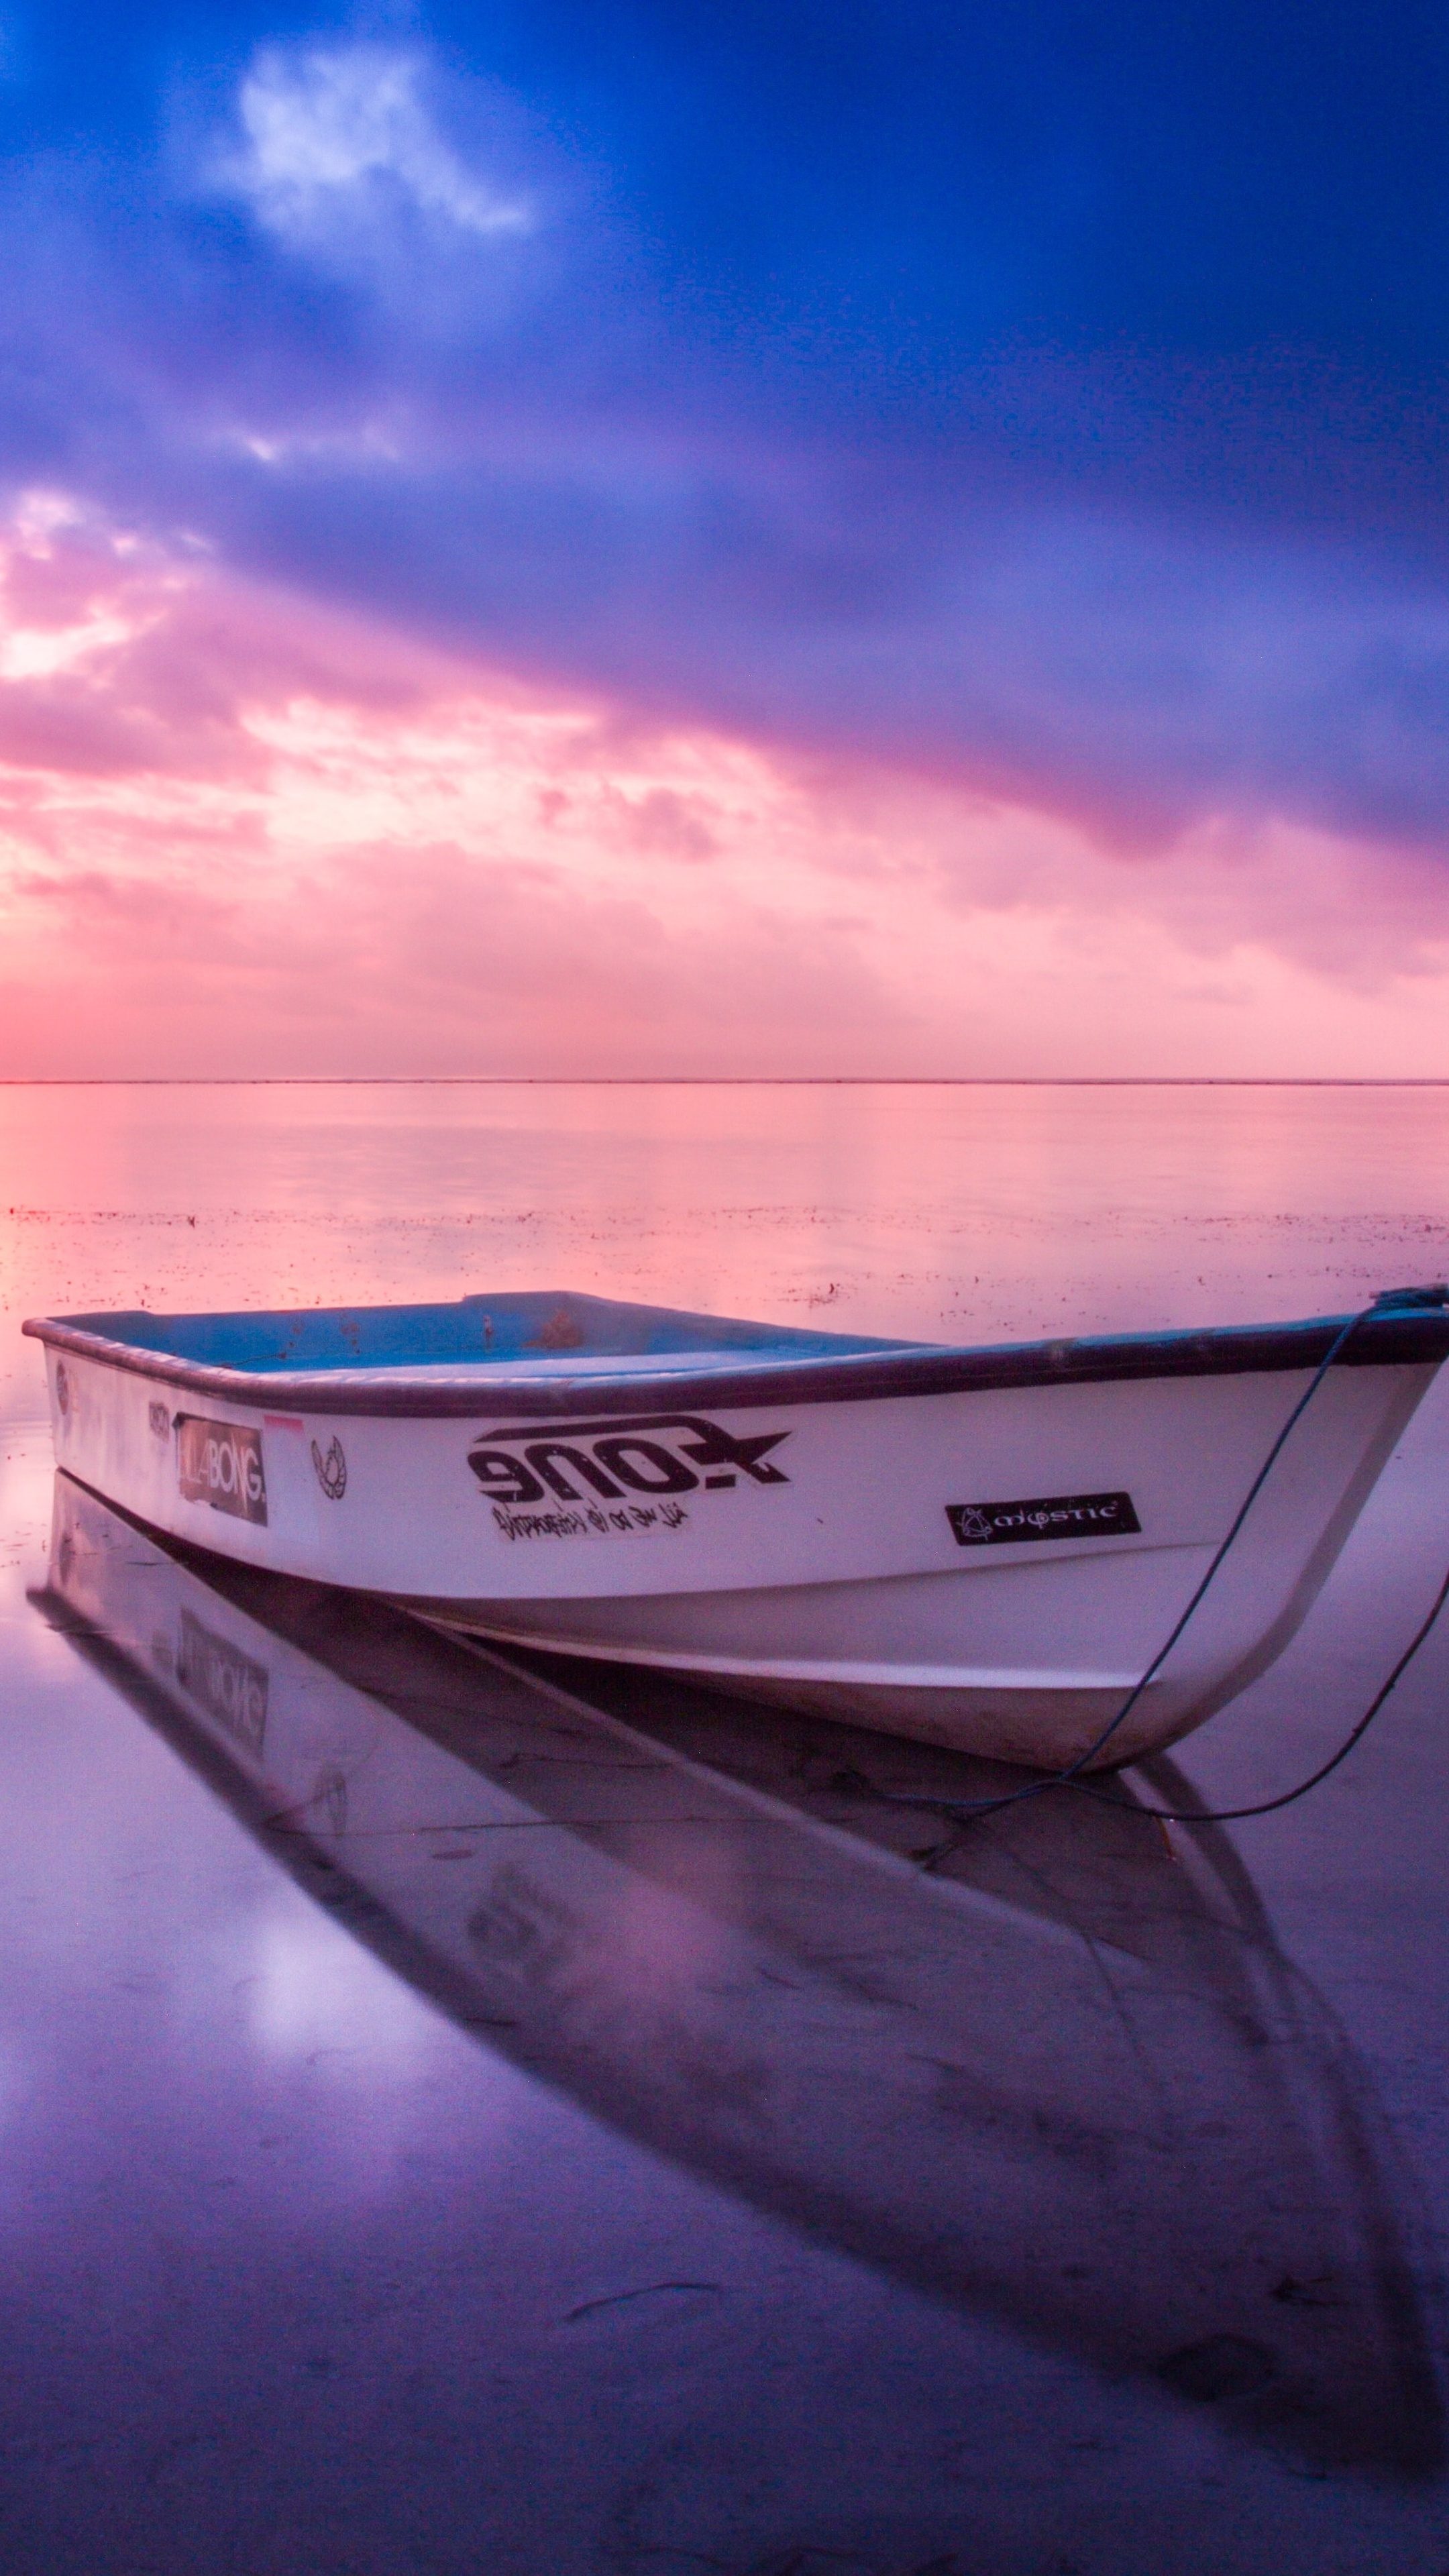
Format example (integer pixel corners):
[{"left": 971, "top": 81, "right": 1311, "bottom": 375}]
[{"left": 894, "top": 1283, "right": 1449, "bottom": 1836}]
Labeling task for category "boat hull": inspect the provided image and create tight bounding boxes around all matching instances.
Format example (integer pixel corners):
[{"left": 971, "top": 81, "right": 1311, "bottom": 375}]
[{"left": 28, "top": 1317, "right": 1440, "bottom": 1768}]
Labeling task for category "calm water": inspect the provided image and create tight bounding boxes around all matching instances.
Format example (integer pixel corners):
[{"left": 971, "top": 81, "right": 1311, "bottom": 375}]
[{"left": 3, "top": 1081, "right": 1449, "bottom": 2574}]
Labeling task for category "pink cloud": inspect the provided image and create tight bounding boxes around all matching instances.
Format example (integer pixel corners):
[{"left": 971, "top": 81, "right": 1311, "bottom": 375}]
[{"left": 3, "top": 495, "right": 1449, "bottom": 1077}]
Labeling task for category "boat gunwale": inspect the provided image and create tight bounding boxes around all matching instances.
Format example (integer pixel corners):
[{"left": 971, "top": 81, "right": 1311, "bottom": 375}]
[{"left": 21, "top": 1305, "right": 1449, "bottom": 1417}]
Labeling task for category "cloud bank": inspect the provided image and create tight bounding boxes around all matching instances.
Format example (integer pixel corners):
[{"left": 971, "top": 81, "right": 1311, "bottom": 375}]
[
  {"left": 0, "top": 7, "right": 1446, "bottom": 1069},
  {"left": 3, "top": 498, "right": 1448, "bottom": 1077}
]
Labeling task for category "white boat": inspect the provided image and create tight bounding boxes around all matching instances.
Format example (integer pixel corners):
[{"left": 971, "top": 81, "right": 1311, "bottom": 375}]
[
  {"left": 23, "top": 1282, "right": 1449, "bottom": 1770},
  {"left": 38, "top": 1472, "right": 1442, "bottom": 2472}
]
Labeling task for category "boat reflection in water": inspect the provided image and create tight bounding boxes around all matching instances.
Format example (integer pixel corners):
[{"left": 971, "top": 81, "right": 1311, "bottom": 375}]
[{"left": 39, "top": 1470, "right": 1442, "bottom": 2478}]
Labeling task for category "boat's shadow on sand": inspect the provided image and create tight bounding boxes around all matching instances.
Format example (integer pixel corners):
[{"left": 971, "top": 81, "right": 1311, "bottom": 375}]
[{"left": 35, "top": 1470, "right": 1445, "bottom": 2481}]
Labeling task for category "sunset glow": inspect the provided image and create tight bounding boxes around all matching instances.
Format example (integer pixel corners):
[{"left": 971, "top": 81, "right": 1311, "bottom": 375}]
[
  {"left": 3, "top": 500, "right": 1448, "bottom": 1076},
  {"left": 3, "top": 9, "right": 1447, "bottom": 1073}
]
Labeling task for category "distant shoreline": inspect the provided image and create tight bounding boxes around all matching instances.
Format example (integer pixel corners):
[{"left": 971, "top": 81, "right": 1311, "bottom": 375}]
[{"left": 1, "top": 1076, "right": 1448, "bottom": 1091}]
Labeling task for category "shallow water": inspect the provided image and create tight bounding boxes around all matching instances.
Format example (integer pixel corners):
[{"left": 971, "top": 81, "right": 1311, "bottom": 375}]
[{"left": 3, "top": 1081, "right": 1449, "bottom": 2574}]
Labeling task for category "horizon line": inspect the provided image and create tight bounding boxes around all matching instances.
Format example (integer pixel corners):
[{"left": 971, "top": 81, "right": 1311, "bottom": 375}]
[{"left": 2, "top": 1075, "right": 1449, "bottom": 1090}]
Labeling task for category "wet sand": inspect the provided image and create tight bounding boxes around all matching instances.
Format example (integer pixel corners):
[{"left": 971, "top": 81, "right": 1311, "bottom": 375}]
[{"left": 2, "top": 1081, "right": 1448, "bottom": 2574}]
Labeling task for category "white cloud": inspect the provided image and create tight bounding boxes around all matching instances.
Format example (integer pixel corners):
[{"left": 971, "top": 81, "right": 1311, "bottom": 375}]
[
  {"left": 231, "top": 44, "right": 532, "bottom": 248},
  {"left": 0, "top": 610, "right": 135, "bottom": 681}
]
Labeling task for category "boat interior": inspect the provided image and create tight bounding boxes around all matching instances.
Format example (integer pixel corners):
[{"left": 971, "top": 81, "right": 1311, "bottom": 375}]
[{"left": 51, "top": 1289, "right": 924, "bottom": 1379}]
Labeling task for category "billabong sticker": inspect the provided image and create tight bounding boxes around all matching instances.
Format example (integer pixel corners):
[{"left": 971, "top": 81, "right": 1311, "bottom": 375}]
[
  {"left": 469, "top": 1411, "right": 790, "bottom": 1540},
  {"left": 947, "top": 1489, "right": 1140, "bottom": 1546},
  {"left": 176, "top": 1415, "right": 268, "bottom": 1525}
]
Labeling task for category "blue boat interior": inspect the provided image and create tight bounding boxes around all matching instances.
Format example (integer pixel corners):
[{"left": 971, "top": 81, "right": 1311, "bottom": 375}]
[{"left": 58, "top": 1291, "right": 922, "bottom": 1375}]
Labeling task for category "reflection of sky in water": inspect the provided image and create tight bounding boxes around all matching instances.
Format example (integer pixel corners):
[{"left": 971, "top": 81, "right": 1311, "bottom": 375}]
[
  {"left": 2, "top": 1087, "right": 1449, "bottom": 2570},
  {"left": 0, "top": 1442, "right": 536, "bottom": 2243},
  {"left": 5, "top": 1080, "right": 1449, "bottom": 1427}
]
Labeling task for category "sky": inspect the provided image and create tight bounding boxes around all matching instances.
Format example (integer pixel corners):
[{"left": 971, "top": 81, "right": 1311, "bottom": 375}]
[{"left": 1, "top": 1, "right": 1448, "bottom": 1075}]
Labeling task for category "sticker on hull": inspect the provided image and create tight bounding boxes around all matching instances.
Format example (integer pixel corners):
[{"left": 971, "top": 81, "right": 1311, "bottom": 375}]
[
  {"left": 947, "top": 1489, "right": 1140, "bottom": 1546},
  {"left": 176, "top": 1415, "right": 268, "bottom": 1525},
  {"left": 490, "top": 1497, "right": 692, "bottom": 1544},
  {"left": 311, "top": 1435, "right": 347, "bottom": 1500},
  {"left": 468, "top": 1411, "right": 790, "bottom": 1540}
]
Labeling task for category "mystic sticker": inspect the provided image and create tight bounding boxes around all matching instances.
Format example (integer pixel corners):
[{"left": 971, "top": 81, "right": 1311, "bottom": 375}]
[
  {"left": 176, "top": 1415, "right": 268, "bottom": 1525},
  {"left": 946, "top": 1489, "right": 1140, "bottom": 1546}
]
